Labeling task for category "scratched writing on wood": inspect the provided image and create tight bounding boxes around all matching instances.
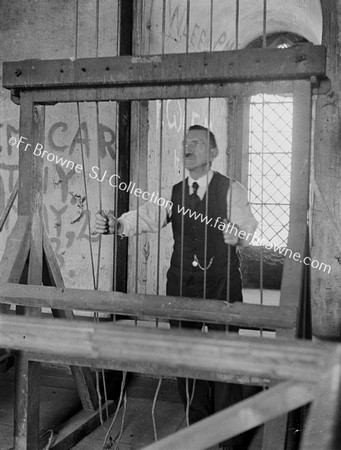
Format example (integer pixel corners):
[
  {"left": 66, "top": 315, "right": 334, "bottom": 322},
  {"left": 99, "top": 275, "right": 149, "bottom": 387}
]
[
  {"left": 0, "top": 120, "right": 116, "bottom": 279},
  {"left": 146, "top": 0, "right": 235, "bottom": 53}
]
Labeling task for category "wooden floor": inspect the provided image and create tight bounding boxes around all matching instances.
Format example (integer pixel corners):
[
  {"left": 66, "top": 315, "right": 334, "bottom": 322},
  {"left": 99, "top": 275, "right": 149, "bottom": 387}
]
[
  {"left": 0, "top": 364, "right": 185, "bottom": 450},
  {"left": 73, "top": 376, "right": 185, "bottom": 450},
  {"left": 0, "top": 363, "right": 82, "bottom": 449}
]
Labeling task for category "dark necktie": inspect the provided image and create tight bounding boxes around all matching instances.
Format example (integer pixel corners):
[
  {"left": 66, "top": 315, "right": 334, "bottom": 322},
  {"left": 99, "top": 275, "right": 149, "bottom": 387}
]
[{"left": 189, "top": 181, "right": 201, "bottom": 210}]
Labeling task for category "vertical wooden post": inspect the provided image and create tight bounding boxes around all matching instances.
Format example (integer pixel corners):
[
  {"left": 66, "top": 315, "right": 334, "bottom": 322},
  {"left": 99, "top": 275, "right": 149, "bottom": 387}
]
[
  {"left": 115, "top": 0, "right": 133, "bottom": 292},
  {"left": 263, "top": 80, "right": 312, "bottom": 450},
  {"left": 14, "top": 92, "right": 45, "bottom": 449},
  {"left": 300, "top": 347, "right": 341, "bottom": 450},
  {"left": 279, "top": 80, "right": 312, "bottom": 320}
]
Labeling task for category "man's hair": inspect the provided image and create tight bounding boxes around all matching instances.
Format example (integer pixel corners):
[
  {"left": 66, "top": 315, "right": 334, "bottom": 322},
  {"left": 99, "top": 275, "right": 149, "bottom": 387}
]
[{"left": 188, "top": 125, "right": 217, "bottom": 149}]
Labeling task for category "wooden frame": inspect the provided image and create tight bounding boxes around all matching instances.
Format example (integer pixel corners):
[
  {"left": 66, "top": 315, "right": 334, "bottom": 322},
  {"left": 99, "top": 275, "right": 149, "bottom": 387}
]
[
  {"left": 0, "top": 43, "right": 328, "bottom": 449},
  {"left": 300, "top": 346, "right": 341, "bottom": 450},
  {"left": 3, "top": 45, "right": 325, "bottom": 90},
  {"left": 0, "top": 315, "right": 331, "bottom": 384},
  {"left": 0, "top": 281, "right": 296, "bottom": 330},
  {"left": 0, "top": 314, "right": 339, "bottom": 449}
]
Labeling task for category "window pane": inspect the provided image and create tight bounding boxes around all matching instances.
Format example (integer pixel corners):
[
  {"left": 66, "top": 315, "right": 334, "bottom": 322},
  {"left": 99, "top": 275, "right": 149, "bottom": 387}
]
[{"left": 248, "top": 94, "right": 293, "bottom": 248}]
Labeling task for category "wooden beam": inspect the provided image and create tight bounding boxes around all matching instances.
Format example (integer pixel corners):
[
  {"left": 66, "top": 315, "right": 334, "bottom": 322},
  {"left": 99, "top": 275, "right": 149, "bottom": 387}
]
[
  {"left": 279, "top": 80, "right": 312, "bottom": 318},
  {"left": 9, "top": 79, "right": 327, "bottom": 104},
  {"left": 14, "top": 354, "right": 41, "bottom": 450},
  {"left": 300, "top": 346, "right": 341, "bottom": 450},
  {"left": 14, "top": 95, "right": 44, "bottom": 450},
  {"left": 17, "top": 93, "right": 35, "bottom": 216},
  {"left": 0, "top": 349, "right": 14, "bottom": 373},
  {"left": 2, "top": 45, "right": 326, "bottom": 91},
  {"left": 0, "top": 282, "right": 296, "bottom": 330},
  {"left": 0, "top": 315, "right": 334, "bottom": 384},
  {"left": 50, "top": 400, "right": 116, "bottom": 450},
  {"left": 16, "top": 81, "right": 299, "bottom": 104},
  {"left": 0, "top": 179, "right": 18, "bottom": 231},
  {"left": 0, "top": 216, "right": 30, "bottom": 286},
  {"left": 26, "top": 106, "right": 44, "bottom": 286},
  {"left": 263, "top": 80, "right": 313, "bottom": 450},
  {"left": 143, "top": 382, "right": 315, "bottom": 450}
]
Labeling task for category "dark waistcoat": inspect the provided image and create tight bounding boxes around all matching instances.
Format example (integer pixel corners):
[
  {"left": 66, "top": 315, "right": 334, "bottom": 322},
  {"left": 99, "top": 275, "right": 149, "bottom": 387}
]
[{"left": 168, "top": 172, "right": 240, "bottom": 283}]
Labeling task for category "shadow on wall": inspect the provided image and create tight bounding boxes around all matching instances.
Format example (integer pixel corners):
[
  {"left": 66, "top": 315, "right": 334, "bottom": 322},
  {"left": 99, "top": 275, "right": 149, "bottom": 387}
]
[{"left": 240, "top": 246, "right": 284, "bottom": 290}]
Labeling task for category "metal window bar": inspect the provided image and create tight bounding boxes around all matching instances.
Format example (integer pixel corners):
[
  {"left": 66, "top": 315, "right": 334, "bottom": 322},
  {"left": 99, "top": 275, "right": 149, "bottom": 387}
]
[
  {"left": 113, "top": 0, "right": 121, "bottom": 296},
  {"left": 263, "top": 0, "right": 267, "bottom": 49},
  {"left": 235, "top": 0, "right": 239, "bottom": 51},
  {"left": 179, "top": 0, "right": 191, "bottom": 305},
  {"left": 155, "top": 0, "right": 167, "bottom": 300}
]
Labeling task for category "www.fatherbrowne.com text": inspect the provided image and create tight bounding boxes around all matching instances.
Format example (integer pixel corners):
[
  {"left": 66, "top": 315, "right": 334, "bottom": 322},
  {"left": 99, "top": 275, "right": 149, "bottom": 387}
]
[
  {"left": 178, "top": 203, "right": 331, "bottom": 274},
  {"left": 9, "top": 135, "right": 331, "bottom": 274}
]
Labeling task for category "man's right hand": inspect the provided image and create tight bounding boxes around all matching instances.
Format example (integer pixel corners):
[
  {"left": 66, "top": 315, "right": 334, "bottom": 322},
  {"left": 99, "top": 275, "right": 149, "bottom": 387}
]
[{"left": 95, "top": 211, "right": 121, "bottom": 235}]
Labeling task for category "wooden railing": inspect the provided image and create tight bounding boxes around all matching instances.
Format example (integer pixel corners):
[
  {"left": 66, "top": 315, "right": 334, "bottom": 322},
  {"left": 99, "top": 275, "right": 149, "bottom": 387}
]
[{"left": 0, "top": 312, "right": 340, "bottom": 449}]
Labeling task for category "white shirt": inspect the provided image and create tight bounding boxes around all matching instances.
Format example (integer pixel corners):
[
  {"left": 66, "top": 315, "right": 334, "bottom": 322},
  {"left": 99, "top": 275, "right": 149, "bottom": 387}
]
[
  {"left": 119, "top": 170, "right": 258, "bottom": 247},
  {"left": 187, "top": 171, "right": 214, "bottom": 199}
]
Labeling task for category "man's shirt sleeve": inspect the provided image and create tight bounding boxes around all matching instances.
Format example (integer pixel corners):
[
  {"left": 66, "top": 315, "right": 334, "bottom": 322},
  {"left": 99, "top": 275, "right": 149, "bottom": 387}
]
[
  {"left": 118, "top": 200, "right": 171, "bottom": 237},
  {"left": 227, "top": 180, "right": 258, "bottom": 247}
]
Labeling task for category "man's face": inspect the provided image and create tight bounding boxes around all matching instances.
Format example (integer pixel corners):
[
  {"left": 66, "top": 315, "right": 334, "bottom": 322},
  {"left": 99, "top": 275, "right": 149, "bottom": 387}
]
[{"left": 184, "top": 129, "right": 215, "bottom": 172}]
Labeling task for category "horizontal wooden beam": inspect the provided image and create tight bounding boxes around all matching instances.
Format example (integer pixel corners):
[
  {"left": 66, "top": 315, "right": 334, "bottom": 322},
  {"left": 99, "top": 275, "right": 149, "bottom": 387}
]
[
  {"left": 3, "top": 45, "right": 326, "bottom": 92},
  {"left": 23, "top": 81, "right": 295, "bottom": 103},
  {"left": 144, "top": 382, "right": 315, "bottom": 450},
  {"left": 16, "top": 79, "right": 327, "bottom": 104},
  {"left": 0, "top": 315, "right": 335, "bottom": 384},
  {"left": 0, "top": 282, "right": 296, "bottom": 329}
]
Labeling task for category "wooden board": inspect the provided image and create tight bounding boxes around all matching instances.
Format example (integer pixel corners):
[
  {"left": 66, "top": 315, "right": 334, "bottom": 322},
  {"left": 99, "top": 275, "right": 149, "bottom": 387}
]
[
  {"left": 50, "top": 401, "right": 115, "bottom": 450},
  {"left": 14, "top": 94, "right": 44, "bottom": 450},
  {"left": 279, "top": 80, "right": 312, "bottom": 316},
  {"left": 0, "top": 281, "right": 296, "bottom": 330},
  {"left": 9, "top": 80, "right": 321, "bottom": 104},
  {"left": 143, "top": 382, "right": 315, "bottom": 450},
  {"left": 0, "top": 315, "right": 333, "bottom": 385},
  {"left": 262, "top": 79, "right": 313, "bottom": 450},
  {"left": 0, "top": 179, "right": 18, "bottom": 231},
  {"left": 0, "top": 216, "right": 30, "bottom": 286},
  {"left": 300, "top": 347, "right": 341, "bottom": 450}
]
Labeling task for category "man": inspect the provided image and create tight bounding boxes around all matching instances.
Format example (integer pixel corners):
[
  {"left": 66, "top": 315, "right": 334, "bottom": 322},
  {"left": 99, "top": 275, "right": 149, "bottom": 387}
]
[{"left": 96, "top": 125, "right": 258, "bottom": 447}]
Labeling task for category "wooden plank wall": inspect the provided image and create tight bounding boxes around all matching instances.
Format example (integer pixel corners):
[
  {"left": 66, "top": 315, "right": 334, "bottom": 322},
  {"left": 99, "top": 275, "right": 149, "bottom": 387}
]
[{"left": 0, "top": 0, "right": 121, "bottom": 294}]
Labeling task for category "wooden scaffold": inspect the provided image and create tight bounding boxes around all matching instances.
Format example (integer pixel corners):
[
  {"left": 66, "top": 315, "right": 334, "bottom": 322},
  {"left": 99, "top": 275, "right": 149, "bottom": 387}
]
[{"left": 0, "top": 4, "right": 339, "bottom": 448}]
